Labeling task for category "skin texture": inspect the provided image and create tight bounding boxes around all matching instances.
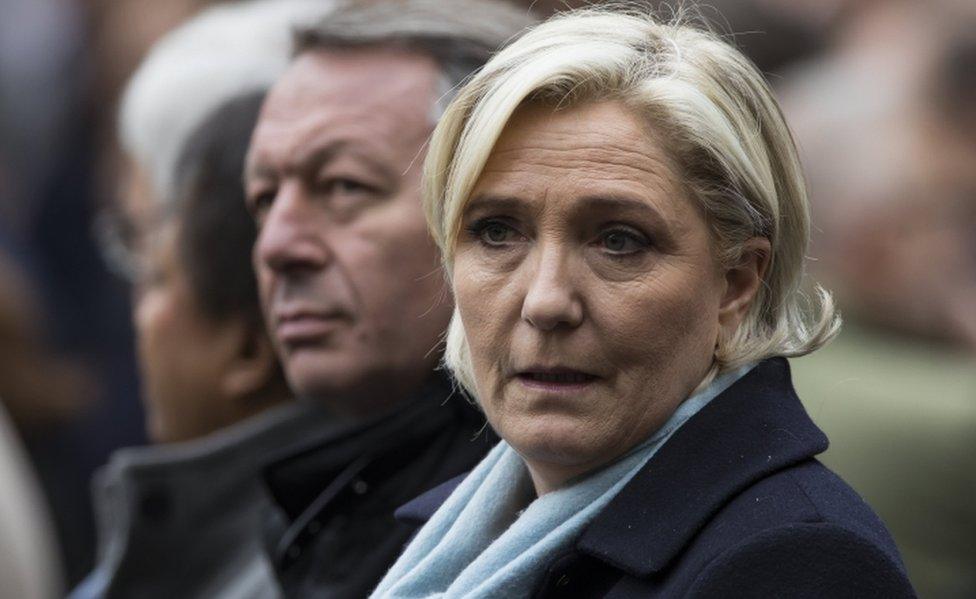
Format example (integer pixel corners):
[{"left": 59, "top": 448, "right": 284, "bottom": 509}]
[
  {"left": 246, "top": 48, "right": 453, "bottom": 416},
  {"left": 133, "top": 218, "right": 281, "bottom": 443},
  {"left": 453, "top": 101, "right": 767, "bottom": 494}
]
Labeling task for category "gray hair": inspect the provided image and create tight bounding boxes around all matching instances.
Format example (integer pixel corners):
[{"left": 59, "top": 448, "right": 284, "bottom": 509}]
[
  {"left": 292, "top": 0, "right": 538, "bottom": 120},
  {"left": 424, "top": 6, "right": 841, "bottom": 395},
  {"left": 119, "top": 0, "right": 335, "bottom": 204}
]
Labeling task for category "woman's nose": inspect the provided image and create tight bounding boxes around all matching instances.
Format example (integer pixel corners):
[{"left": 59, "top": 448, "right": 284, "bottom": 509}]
[{"left": 520, "top": 246, "right": 583, "bottom": 331}]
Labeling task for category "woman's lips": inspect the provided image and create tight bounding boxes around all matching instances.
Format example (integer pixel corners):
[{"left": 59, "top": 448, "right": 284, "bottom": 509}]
[{"left": 515, "top": 368, "right": 599, "bottom": 392}]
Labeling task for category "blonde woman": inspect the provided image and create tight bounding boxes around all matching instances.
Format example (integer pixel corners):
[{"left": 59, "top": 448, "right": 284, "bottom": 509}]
[{"left": 372, "top": 7, "right": 916, "bottom": 599}]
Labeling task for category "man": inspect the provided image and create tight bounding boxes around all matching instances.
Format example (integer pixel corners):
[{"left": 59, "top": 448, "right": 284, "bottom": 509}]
[
  {"left": 244, "top": 1, "right": 536, "bottom": 596},
  {"left": 70, "top": 3, "right": 336, "bottom": 598}
]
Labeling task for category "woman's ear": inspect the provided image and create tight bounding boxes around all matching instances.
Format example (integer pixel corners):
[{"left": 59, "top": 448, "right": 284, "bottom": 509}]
[
  {"left": 718, "top": 237, "right": 771, "bottom": 334},
  {"left": 219, "top": 320, "right": 280, "bottom": 401}
]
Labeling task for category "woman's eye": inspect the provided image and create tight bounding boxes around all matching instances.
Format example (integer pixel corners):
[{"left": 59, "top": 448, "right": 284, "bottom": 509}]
[
  {"left": 468, "top": 218, "right": 523, "bottom": 246},
  {"left": 598, "top": 228, "right": 649, "bottom": 255},
  {"left": 484, "top": 223, "right": 513, "bottom": 244}
]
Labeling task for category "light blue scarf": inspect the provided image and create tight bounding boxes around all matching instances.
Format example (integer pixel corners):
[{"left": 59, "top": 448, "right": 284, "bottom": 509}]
[{"left": 371, "top": 364, "right": 755, "bottom": 599}]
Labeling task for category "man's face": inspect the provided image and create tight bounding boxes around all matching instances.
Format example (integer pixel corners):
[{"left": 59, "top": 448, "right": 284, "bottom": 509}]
[{"left": 246, "top": 48, "right": 452, "bottom": 414}]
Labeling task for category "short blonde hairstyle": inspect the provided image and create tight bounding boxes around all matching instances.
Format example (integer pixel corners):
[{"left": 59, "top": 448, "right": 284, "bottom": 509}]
[{"left": 423, "top": 7, "right": 840, "bottom": 394}]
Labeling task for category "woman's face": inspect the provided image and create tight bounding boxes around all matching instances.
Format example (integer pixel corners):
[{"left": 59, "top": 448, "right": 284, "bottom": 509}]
[
  {"left": 133, "top": 219, "right": 238, "bottom": 443},
  {"left": 452, "top": 100, "right": 732, "bottom": 492}
]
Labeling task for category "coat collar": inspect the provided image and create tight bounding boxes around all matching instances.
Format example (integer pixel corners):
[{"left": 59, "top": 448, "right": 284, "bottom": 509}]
[
  {"left": 576, "top": 357, "right": 828, "bottom": 577},
  {"left": 86, "top": 402, "right": 333, "bottom": 595},
  {"left": 397, "top": 358, "right": 828, "bottom": 578},
  {"left": 262, "top": 372, "right": 479, "bottom": 520}
]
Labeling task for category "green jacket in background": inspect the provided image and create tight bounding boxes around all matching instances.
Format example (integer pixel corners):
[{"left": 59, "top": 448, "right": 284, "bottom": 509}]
[{"left": 792, "top": 323, "right": 976, "bottom": 599}]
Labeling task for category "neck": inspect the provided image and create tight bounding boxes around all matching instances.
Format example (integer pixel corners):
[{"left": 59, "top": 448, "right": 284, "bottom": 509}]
[
  {"left": 524, "top": 455, "right": 608, "bottom": 496},
  {"left": 310, "top": 370, "right": 441, "bottom": 422}
]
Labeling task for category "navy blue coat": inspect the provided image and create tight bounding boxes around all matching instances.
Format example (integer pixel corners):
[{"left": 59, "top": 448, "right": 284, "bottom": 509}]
[{"left": 397, "top": 358, "right": 917, "bottom": 598}]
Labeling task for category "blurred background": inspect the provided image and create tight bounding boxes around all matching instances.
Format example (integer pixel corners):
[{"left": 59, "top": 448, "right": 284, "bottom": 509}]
[{"left": 0, "top": 0, "right": 973, "bottom": 597}]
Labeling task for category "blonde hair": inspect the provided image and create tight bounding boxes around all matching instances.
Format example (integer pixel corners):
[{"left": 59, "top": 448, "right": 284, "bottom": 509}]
[{"left": 423, "top": 6, "right": 840, "bottom": 395}]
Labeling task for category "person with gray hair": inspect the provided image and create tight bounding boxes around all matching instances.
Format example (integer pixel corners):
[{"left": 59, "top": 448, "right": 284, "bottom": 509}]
[
  {"left": 243, "top": 1, "right": 535, "bottom": 597},
  {"left": 372, "top": 6, "right": 915, "bottom": 598},
  {"left": 71, "top": 2, "right": 336, "bottom": 598}
]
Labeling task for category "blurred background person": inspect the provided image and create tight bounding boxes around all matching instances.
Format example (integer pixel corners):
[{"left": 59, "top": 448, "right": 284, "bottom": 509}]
[
  {"left": 66, "top": 2, "right": 336, "bottom": 598},
  {"left": 0, "top": 0, "right": 248, "bottom": 585},
  {"left": 776, "top": 1, "right": 976, "bottom": 596},
  {"left": 0, "top": 395, "right": 62, "bottom": 599},
  {"left": 0, "top": 0, "right": 144, "bottom": 584}
]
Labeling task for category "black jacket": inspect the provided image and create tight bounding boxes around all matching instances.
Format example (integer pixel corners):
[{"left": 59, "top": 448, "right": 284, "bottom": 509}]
[
  {"left": 397, "top": 359, "right": 917, "bottom": 598},
  {"left": 262, "top": 374, "right": 495, "bottom": 598}
]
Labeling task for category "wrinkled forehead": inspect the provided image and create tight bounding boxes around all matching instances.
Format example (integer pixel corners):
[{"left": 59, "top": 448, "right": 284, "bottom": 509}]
[
  {"left": 469, "top": 100, "right": 688, "bottom": 217},
  {"left": 250, "top": 48, "right": 441, "bottom": 157}
]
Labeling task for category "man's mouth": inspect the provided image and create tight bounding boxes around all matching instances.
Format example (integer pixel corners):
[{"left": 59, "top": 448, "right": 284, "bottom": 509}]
[{"left": 274, "top": 310, "right": 347, "bottom": 346}]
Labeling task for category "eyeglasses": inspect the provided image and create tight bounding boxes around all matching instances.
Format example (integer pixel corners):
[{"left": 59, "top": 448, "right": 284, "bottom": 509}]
[
  {"left": 93, "top": 208, "right": 144, "bottom": 284},
  {"left": 93, "top": 206, "right": 175, "bottom": 286}
]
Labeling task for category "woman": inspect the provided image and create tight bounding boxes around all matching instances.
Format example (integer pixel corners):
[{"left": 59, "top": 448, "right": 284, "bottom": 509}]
[{"left": 372, "top": 7, "right": 916, "bottom": 599}]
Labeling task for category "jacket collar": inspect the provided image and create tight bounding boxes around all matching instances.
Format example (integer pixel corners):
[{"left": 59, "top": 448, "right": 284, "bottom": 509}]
[
  {"left": 90, "top": 401, "right": 332, "bottom": 570},
  {"left": 397, "top": 358, "right": 827, "bottom": 578},
  {"left": 262, "top": 372, "right": 477, "bottom": 520},
  {"left": 576, "top": 358, "right": 827, "bottom": 577}
]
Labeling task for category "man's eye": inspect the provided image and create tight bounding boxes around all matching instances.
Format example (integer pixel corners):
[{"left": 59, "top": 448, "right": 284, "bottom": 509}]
[
  {"left": 323, "top": 178, "right": 375, "bottom": 196},
  {"left": 469, "top": 218, "right": 523, "bottom": 246},
  {"left": 598, "top": 228, "right": 649, "bottom": 255}
]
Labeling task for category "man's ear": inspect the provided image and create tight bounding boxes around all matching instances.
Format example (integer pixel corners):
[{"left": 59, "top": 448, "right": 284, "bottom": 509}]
[
  {"left": 718, "top": 237, "right": 771, "bottom": 334},
  {"left": 219, "top": 320, "right": 279, "bottom": 401}
]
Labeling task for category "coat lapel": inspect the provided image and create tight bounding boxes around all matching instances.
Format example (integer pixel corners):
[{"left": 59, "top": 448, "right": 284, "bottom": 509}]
[{"left": 576, "top": 358, "right": 828, "bottom": 577}]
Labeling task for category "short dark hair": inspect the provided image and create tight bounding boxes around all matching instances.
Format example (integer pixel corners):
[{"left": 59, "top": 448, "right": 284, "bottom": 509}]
[{"left": 172, "top": 90, "right": 266, "bottom": 326}]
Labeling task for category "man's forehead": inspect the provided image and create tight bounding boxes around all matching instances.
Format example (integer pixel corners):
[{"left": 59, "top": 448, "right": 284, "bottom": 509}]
[
  {"left": 266, "top": 47, "right": 440, "bottom": 116},
  {"left": 248, "top": 47, "right": 440, "bottom": 170}
]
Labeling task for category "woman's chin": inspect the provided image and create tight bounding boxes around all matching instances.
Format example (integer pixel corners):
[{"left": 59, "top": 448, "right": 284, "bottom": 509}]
[{"left": 503, "top": 416, "right": 616, "bottom": 480}]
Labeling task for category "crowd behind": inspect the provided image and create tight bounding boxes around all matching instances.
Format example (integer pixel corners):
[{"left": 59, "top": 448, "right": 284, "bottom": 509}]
[{"left": 0, "top": 0, "right": 973, "bottom": 598}]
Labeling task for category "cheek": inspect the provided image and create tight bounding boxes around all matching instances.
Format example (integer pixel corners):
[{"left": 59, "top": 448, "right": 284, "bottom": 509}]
[
  {"left": 453, "top": 255, "right": 502, "bottom": 349},
  {"left": 333, "top": 199, "right": 452, "bottom": 363},
  {"left": 347, "top": 198, "right": 441, "bottom": 301},
  {"left": 135, "top": 284, "right": 213, "bottom": 377},
  {"left": 134, "top": 291, "right": 173, "bottom": 360},
  {"left": 452, "top": 254, "right": 520, "bottom": 397},
  {"left": 253, "top": 246, "right": 272, "bottom": 302},
  {"left": 600, "top": 270, "right": 720, "bottom": 382}
]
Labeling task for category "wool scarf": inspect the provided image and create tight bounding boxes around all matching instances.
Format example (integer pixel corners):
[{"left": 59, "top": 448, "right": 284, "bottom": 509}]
[{"left": 371, "top": 364, "right": 754, "bottom": 599}]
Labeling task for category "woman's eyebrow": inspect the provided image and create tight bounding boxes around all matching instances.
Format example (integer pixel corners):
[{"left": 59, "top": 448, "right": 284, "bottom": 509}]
[
  {"left": 463, "top": 194, "right": 524, "bottom": 216},
  {"left": 573, "top": 195, "right": 671, "bottom": 227}
]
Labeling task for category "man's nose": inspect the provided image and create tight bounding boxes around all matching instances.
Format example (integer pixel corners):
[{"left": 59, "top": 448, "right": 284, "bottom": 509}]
[
  {"left": 254, "top": 183, "right": 331, "bottom": 274},
  {"left": 520, "top": 245, "right": 584, "bottom": 331}
]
